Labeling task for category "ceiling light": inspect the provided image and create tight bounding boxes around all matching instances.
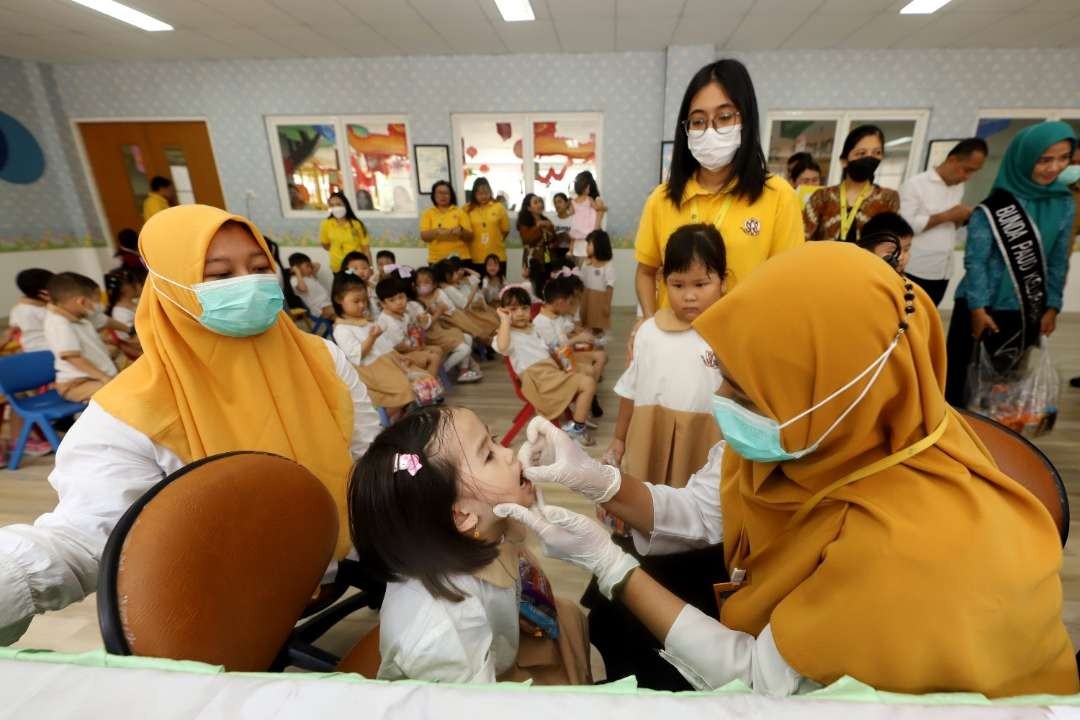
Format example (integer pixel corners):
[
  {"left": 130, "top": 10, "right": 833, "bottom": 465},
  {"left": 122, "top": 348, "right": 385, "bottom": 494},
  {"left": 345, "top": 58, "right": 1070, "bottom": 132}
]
[
  {"left": 885, "top": 136, "right": 913, "bottom": 147},
  {"left": 899, "top": 0, "right": 955, "bottom": 14},
  {"left": 69, "top": 0, "right": 173, "bottom": 31},
  {"left": 494, "top": 0, "right": 535, "bottom": 22}
]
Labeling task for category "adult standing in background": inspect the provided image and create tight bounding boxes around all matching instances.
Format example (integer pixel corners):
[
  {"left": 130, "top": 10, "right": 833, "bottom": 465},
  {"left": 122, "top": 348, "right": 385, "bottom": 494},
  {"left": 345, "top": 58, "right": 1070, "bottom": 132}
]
[
  {"left": 1063, "top": 145, "right": 1080, "bottom": 388},
  {"left": 945, "top": 121, "right": 1076, "bottom": 406},
  {"left": 634, "top": 59, "right": 804, "bottom": 319},
  {"left": 319, "top": 191, "right": 371, "bottom": 273},
  {"left": 142, "top": 176, "right": 175, "bottom": 224},
  {"left": 419, "top": 180, "right": 472, "bottom": 264},
  {"left": 788, "top": 153, "right": 823, "bottom": 208},
  {"left": 899, "top": 138, "right": 988, "bottom": 306},
  {"left": 803, "top": 125, "right": 900, "bottom": 242},
  {"left": 464, "top": 177, "right": 510, "bottom": 275}
]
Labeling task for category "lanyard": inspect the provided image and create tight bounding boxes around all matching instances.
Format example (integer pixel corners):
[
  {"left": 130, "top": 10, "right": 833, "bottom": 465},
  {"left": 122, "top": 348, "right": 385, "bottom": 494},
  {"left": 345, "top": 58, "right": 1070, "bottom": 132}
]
[
  {"left": 690, "top": 193, "right": 735, "bottom": 229},
  {"left": 838, "top": 182, "right": 872, "bottom": 240}
]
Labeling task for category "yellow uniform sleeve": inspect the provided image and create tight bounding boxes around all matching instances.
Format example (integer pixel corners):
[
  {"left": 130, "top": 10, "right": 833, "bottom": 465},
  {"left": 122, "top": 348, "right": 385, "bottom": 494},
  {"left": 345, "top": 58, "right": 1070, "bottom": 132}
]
[
  {"left": 419, "top": 208, "right": 435, "bottom": 233},
  {"left": 769, "top": 178, "right": 806, "bottom": 258},
  {"left": 634, "top": 186, "right": 665, "bottom": 268},
  {"left": 319, "top": 219, "right": 332, "bottom": 249},
  {"left": 458, "top": 208, "right": 473, "bottom": 233}
]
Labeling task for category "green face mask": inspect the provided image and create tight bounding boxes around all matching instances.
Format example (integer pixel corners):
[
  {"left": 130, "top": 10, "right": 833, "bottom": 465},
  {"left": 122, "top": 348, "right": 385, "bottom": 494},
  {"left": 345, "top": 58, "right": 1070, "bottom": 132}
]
[{"left": 148, "top": 268, "right": 284, "bottom": 338}]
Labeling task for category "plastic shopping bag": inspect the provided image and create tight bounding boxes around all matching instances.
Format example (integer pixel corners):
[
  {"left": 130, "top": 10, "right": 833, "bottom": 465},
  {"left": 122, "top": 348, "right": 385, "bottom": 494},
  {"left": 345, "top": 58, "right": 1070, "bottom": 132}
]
[
  {"left": 966, "top": 340, "right": 1059, "bottom": 438},
  {"left": 407, "top": 368, "right": 444, "bottom": 407}
]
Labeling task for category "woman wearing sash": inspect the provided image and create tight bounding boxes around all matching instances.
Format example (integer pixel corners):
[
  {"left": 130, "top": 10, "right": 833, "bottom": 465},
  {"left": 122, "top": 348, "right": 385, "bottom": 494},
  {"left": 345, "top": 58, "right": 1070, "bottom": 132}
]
[
  {"left": 944, "top": 121, "right": 1076, "bottom": 407},
  {"left": 803, "top": 125, "right": 900, "bottom": 242},
  {"left": 501, "top": 242, "right": 1077, "bottom": 697},
  {"left": 633, "top": 59, "right": 803, "bottom": 320}
]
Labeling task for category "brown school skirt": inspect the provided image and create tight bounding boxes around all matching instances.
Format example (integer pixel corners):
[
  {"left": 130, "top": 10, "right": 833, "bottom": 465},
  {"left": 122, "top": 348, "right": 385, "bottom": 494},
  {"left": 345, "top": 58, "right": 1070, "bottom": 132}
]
[
  {"left": 623, "top": 405, "right": 721, "bottom": 488},
  {"left": 465, "top": 305, "right": 500, "bottom": 337},
  {"left": 441, "top": 309, "right": 489, "bottom": 340},
  {"left": 404, "top": 345, "right": 442, "bottom": 371},
  {"left": 425, "top": 320, "right": 467, "bottom": 353},
  {"left": 580, "top": 288, "right": 611, "bottom": 330},
  {"left": 355, "top": 355, "right": 413, "bottom": 408},
  {"left": 519, "top": 360, "right": 588, "bottom": 420}
]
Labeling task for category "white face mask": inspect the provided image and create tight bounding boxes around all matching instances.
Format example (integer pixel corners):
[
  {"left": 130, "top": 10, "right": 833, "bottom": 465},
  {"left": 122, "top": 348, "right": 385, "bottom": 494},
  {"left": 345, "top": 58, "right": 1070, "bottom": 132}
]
[
  {"left": 330, "top": 205, "right": 347, "bottom": 219},
  {"left": 688, "top": 124, "right": 742, "bottom": 171}
]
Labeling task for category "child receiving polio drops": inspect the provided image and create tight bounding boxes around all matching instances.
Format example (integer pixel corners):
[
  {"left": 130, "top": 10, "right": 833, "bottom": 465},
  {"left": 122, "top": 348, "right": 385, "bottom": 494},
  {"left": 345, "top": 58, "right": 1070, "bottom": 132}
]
[{"left": 349, "top": 405, "right": 591, "bottom": 684}]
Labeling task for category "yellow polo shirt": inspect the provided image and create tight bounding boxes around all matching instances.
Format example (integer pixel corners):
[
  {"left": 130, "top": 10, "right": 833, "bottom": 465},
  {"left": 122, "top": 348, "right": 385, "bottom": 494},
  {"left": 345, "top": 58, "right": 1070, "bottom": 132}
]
[
  {"left": 466, "top": 202, "right": 510, "bottom": 262},
  {"left": 319, "top": 218, "right": 370, "bottom": 272},
  {"left": 634, "top": 175, "right": 804, "bottom": 308},
  {"left": 141, "top": 192, "right": 170, "bottom": 224},
  {"left": 420, "top": 206, "right": 472, "bottom": 263}
]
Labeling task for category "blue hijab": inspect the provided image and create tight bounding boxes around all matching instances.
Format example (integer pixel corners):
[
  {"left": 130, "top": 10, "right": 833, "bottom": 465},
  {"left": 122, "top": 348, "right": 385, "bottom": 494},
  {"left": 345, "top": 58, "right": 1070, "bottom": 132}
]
[{"left": 991, "top": 120, "right": 1077, "bottom": 240}]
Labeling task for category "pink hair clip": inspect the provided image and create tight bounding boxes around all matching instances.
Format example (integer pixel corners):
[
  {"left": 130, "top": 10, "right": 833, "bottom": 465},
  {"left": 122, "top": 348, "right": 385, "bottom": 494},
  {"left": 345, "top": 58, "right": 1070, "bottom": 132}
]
[{"left": 394, "top": 453, "right": 423, "bottom": 476}]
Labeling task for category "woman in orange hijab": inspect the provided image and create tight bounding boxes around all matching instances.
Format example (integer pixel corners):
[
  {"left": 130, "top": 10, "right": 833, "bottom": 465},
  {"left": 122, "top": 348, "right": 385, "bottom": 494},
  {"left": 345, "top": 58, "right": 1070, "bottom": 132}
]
[
  {"left": 0, "top": 206, "right": 381, "bottom": 645},
  {"left": 499, "top": 241, "right": 1077, "bottom": 696}
]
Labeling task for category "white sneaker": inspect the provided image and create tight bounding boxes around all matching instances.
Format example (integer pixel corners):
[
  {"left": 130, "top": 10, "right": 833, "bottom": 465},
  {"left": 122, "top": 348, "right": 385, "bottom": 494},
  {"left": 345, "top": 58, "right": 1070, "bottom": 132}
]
[
  {"left": 559, "top": 421, "right": 596, "bottom": 447},
  {"left": 457, "top": 369, "right": 483, "bottom": 383}
]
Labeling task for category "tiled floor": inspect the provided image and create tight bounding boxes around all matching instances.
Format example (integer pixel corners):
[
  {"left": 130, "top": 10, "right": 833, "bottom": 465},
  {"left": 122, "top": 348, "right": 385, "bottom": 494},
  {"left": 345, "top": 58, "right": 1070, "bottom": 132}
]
[{"left": 3, "top": 309, "right": 1080, "bottom": 662}]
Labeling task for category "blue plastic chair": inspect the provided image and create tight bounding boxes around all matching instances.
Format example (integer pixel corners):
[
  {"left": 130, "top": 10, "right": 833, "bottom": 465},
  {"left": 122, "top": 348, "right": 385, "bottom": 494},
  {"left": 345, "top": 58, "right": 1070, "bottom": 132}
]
[
  {"left": 0, "top": 351, "right": 88, "bottom": 470},
  {"left": 309, "top": 314, "right": 333, "bottom": 338},
  {"left": 376, "top": 407, "right": 391, "bottom": 428}
]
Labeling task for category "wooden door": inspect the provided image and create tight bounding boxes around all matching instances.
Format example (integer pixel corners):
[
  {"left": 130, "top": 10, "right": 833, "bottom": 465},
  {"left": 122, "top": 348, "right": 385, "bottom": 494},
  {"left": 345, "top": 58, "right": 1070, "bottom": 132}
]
[{"left": 78, "top": 121, "right": 225, "bottom": 246}]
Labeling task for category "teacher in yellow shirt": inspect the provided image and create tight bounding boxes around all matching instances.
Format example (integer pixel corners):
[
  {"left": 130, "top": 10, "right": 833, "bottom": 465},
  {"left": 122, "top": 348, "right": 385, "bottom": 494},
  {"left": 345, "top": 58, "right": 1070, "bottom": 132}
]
[
  {"left": 634, "top": 59, "right": 804, "bottom": 317},
  {"left": 319, "top": 191, "right": 371, "bottom": 273},
  {"left": 419, "top": 180, "right": 472, "bottom": 264},
  {"left": 141, "top": 176, "right": 175, "bottom": 225},
  {"left": 464, "top": 177, "right": 510, "bottom": 274}
]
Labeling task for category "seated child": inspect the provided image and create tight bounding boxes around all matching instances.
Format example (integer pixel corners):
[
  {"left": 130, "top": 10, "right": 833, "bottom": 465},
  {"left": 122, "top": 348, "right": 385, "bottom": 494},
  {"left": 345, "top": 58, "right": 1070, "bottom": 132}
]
[
  {"left": 495, "top": 287, "right": 596, "bottom": 446},
  {"left": 289, "top": 252, "right": 334, "bottom": 318},
  {"left": 5, "top": 268, "right": 53, "bottom": 353},
  {"left": 376, "top": 277, "right": 445, "bottom": 380},
  {"left": 454, "top": 259, "right": 501, "bottom": 335},
  {"left": 435, "top": 259, "right": 499, "bottom": 343},
  {"left": 605, "top": 223, "right": 725, "bottom": 486},
  {"left": 384, "top": 265, "right": 447, "bottom": 372},
  {"left": 857, "top": 212, "right": 913, "bottom": 275},
  {"left": 43, "top": 272, "right": 118, "bottom": 402},
  {"left": 375, "top": 249, "right": 396, "bottom": 281},
  {"left": 332, "top": 273, "right": 421, "bottom": 422},
  {"left": 533, "top": 277, "right": 605, "bottom": 421},
  {"left": 350, "top": 405, "right": 591, "bottom": 684},
  {"left": 342, "top": 250, "right": 381, "bottom": 319},
  {"left": 103, "top": 267, "right": 144, "bottom": 361},
  {"left": 114, "top": 227, "right": 143, "bottom": 271},
  {"left": 415, "top": 267, "right": 480, "bottom": 382},
  {"left": 480, "top": 253, "right": 505, "bottom": 306},
  {"left": 579, "top": 230, "right": 615, "bottom": 338}
]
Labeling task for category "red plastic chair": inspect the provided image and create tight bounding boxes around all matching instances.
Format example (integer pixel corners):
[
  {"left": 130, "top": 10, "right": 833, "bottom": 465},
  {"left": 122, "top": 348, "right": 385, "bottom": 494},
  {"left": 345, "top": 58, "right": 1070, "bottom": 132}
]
[{"left": 501, "top": 356, "right": 536, "bottom": 447}]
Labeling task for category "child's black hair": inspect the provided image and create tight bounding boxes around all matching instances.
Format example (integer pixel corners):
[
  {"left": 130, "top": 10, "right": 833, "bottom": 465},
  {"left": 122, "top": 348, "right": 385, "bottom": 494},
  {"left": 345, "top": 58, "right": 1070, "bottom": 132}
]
[
  {"left": 116, "top": 228, "right": 139, "bottom": 252},
  {"left": 432, "top": 259, "right": 459, "bottom": 285},
  {"left": 376, "top": 250, "right": 396, "bottom": 263},
  {"left": 47, "top": 272, "right": 99, "bottom": 304},
  {"left": 332, "top": 271, "right": 370, "bottom": 318},
  {"left": 860, "top": 211, "right": 914, "bottom": 241},
  {"left": 341, "top": 250, "right": 370, "bottom": 268},
  {"left": 500, "top": 286, "right": 532, "bottom": 309},
  {"left": 553, "top": 192, "right": 569, "bottom": 204},
  {"left": 348, "top": 406, "right": 500, "bottom": 602},
  {"left": 376, "top": 276, "right": 411, "bottom": 302},
  {"left": 663, "top": 223, "right": 728, "bottom": 281},
  {"left": 586, "top": 229, "right": 613, "bottom": 262},
  {"left": 150, "top": 175, "right": 172, "bottom": 192},
  {"left": 103, "top": 267, "right": 141, "bottom": 315},
  {"left": 483, "top": 254, "right": 504, "bottom": 280},
  {"left": 383, "top": 265, "right": 417, "bottom": 301},
  {"left": 15, "top": 268, "right": 54, "bottom": 300},
  {"left": 288, "top": 252, "right": 311, "bottom": 267},
  {"left": 542, "top": 276, "right": 575, "bottom": 304}
]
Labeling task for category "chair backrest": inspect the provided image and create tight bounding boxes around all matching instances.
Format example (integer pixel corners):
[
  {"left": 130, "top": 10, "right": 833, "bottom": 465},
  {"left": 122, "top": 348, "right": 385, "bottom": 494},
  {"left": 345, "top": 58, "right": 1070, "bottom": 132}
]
[
  {"left": 958, "top": 408, "right": 1069, "bottom": 546},
  {"left": 337, "top": 624, "right": 382, "bottom": 677},
  {"left": 503, "top": 356, "right": 529, "bottom": 403},
  {"left": 0, "top": 351, "right": 55, "bottom": 396},
  {"left": 98, "top": 451, "right": 340, "bottom": 671}
]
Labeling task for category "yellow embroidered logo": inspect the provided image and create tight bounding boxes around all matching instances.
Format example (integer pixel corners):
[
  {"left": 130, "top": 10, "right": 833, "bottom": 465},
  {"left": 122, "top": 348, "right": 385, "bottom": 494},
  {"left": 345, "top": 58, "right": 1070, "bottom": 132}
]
[{"left": 742, "top": 217, "right": 761, "bottom": 236}]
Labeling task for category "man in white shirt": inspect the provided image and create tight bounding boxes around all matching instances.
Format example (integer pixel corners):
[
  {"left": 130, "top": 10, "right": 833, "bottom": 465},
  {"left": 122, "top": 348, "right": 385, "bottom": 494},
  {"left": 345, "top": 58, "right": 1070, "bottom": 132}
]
[{"left": 899, "top": 137, "right": 988, "bottom": 306}]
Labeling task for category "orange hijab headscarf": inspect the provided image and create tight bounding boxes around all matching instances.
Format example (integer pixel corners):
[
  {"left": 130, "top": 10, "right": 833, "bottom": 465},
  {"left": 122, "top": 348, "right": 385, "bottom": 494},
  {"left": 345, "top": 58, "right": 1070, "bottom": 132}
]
[
  {"left": 693, "top": 241, "right": 1076, "bottom": 697},
  {"left": 96, "top": 205, "right": 355, "bottom": 558}
]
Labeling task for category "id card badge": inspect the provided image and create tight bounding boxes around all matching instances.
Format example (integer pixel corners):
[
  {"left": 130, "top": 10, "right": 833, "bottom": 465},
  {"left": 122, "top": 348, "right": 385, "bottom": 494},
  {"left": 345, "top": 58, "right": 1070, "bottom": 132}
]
[
  {"left": 481, "top": 232, "right": 490, "bottom": 245},
  {"left": 712, "top": 567, "right": 748, "bottom": 617}
]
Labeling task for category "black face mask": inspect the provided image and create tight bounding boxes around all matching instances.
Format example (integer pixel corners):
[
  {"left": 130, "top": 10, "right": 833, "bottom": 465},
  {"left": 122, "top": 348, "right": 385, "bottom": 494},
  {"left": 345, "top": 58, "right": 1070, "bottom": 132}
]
[{"left": 845, "top": 156, "right": 880, "bottom": 183}]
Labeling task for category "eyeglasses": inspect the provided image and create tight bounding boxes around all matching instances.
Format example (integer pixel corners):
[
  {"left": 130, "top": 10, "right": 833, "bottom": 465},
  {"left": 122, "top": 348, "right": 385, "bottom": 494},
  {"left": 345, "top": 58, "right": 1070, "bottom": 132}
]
[{"left": 682, "top": 111, "right": 741, "bottom": 138}]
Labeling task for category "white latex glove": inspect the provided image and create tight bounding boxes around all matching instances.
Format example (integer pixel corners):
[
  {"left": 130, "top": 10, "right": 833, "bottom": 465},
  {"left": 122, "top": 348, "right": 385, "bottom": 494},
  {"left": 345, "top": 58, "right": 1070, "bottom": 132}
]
[
  {"left": 493, "top": 503, "right": 639, "bottom": 600},
  {"left": 517, "top": 417, "right": 621, "bottom": 503}
]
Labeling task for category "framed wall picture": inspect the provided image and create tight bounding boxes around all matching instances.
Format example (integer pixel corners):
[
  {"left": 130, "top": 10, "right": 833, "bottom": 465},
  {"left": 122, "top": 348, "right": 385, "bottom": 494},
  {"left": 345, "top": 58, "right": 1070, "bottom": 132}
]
[
  {"left": 660, "top": 140, "right": 674, "bottom": 184},
  {"left": 415, "top": 144, "right": 451, "bottom": 195},
  {"left": 925, "top": 139, "right": 962, "bottom": 171}
]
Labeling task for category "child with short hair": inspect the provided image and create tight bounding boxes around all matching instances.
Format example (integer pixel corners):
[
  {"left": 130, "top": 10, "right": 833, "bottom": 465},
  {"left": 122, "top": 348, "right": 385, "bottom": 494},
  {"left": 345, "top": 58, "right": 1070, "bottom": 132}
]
[
  {"left": 114, "top": 228, "right": 143, "bottom": 271},
  {"left": 375, "top": 277, "right": 444, "bottom": 379},
  {"left": 496, "top": 287, "right": 596, "bottom": 446},
  {"left": 858, "top": 211, "right": 914, "bottom": 275},
  {"left": 551, "top": 192, "right": 573, "bottom": 265},
  {"left": 342, "top": 250, "right": 381, "bottom": 319},
  {"left": 580, "top": 230, "right": 615, "bottom": 337},
  {"left": 43, "top": 272, "right": 118, "bottom": 402},
  {"left": 350, "top": 405, "right": 591, "bottom": 684},
  {"left": 480, "top": 253, "right": 506, "bottom": 306},
  {"left": 332, "top": 273, "right": 425, "bottom": 421},
  {"left": 534, "top": 277, "right": 606, "bottom": 420},
  {"left": 432, "top": 259, "right": 496, "bottom": 344},
  {"left": 604, "top": 223, "right": 725, "bottom": 484},
  {"left": 5, "top": 268, "right": 53, "bottom": 353},
  {"left": 103, "top": 267, "right": 144, "bottom": 361},
  {"left": 289, "top": 252, "right": 334, "bottom": 319},
  {"left": 375, "top": 250, "right": 396, "bottom": 280},
  {"left": 415, "top": 267, "right": 479, "bottom": 382}
]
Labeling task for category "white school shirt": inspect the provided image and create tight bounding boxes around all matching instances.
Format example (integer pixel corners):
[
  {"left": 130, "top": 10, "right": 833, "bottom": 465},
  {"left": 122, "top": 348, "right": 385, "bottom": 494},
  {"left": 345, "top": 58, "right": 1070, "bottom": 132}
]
[
  {"left": 376, "top": 312, "right": 409, "bottom": 349},
  {"left": 8, "top": 302, "right": 48, "bottom": 352},
  {"left": 406, "top": 301, "right": 432, "bottom": 330},
  {"left": 531, "top": 312, "right": 567, "bottom": 349},
  {"left": 43, "top": 310, "right": 117, "bottom": 383},
  {"left": 898, "top": 169, "right": 965, "bottom": 280},
  {"left": 0, "top": 338, "right": 381, "bottom": 646},
  {"left": 495, "top": 327, "right": 552, "bottom": 376},
  {"left": 614, "top": 319, "right": 721, "bottom": 413},
  {"left": 440, "top": 284, "right": 472, "bottom": 311},
  {"left": 429, "top": 288, "right": 459, "bottom": 316},
  {"left": 333, "top": 322, "right": 395, "bottom": 366},
  {"left": 377, "top": 571, "right": 520, "bottom": 682},
  {"left": 582, "top": 261, "right": 615, "bottom": 292},
  {"left": 628, "top": 441, "right": 813, "bottom": 696},
  {"left": 290, "top": 275, "right": 333, "bottom": 314},
  {"left": 110, "top": 305, "right": 136, "bottom": 342}
]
